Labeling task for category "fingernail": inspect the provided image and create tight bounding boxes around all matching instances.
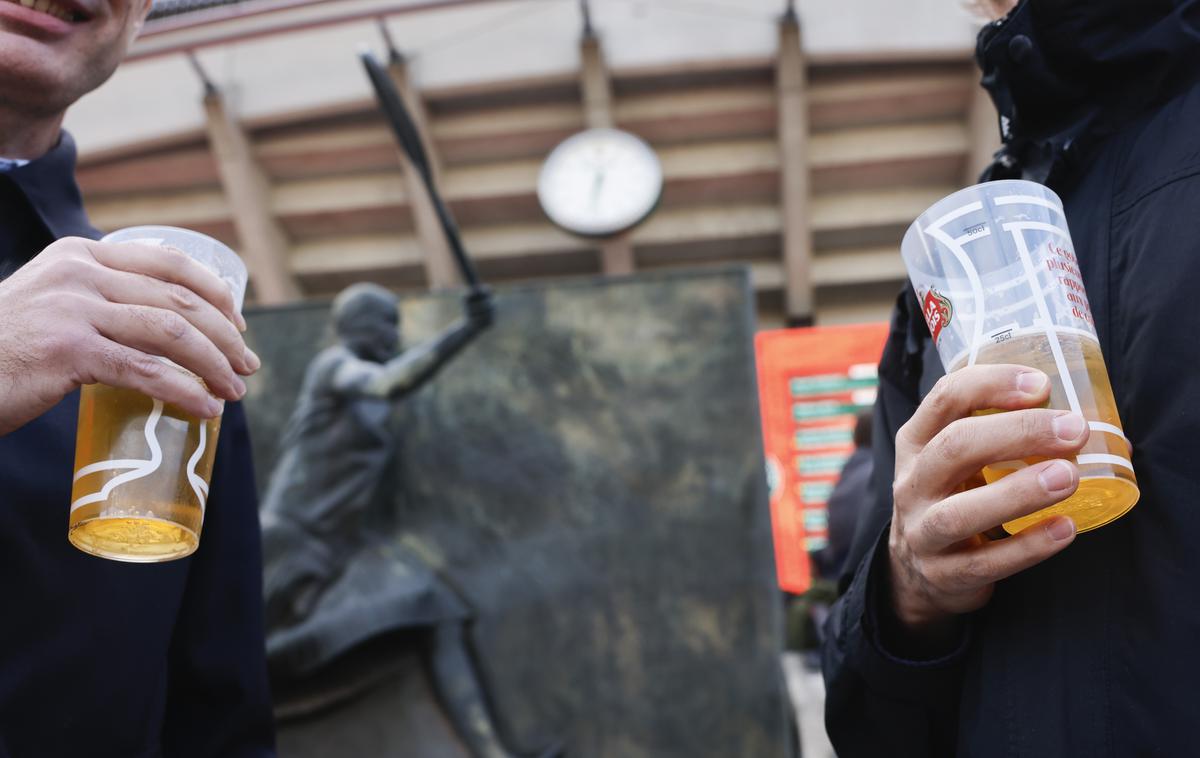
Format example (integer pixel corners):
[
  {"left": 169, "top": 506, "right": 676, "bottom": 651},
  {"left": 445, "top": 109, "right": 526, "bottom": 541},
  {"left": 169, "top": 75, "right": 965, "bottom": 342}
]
[
  {"left": 1044, "top": 516, "right": 1076, "bottom": 542},
  {"left": 1016, "top": 371, "right": 1048, "bottom": 394},
  {"left": 205, "top": 397, "right": 224, "bottom": 418},
  {"left": 1052, "top": 412, "right": 1086, "bottom": 441},
  {"left": 233, "top": 376, "right": 247, "bottom": 398},
  {"left": 236, "top": 312, "right": 247, "bottom": 332},
  {"left": 1038, "top": 460, "right": 1074, "bottom": 492},
  {"left": 243, "top": 347, "right": 261, "bottom": 372}
]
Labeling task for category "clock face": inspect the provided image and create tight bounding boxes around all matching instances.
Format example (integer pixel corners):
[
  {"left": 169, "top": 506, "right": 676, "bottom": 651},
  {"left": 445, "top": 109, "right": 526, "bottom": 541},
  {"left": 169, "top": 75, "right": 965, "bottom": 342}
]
[{"left": 537, "top": 128, "right": 663, "bottom": 237}]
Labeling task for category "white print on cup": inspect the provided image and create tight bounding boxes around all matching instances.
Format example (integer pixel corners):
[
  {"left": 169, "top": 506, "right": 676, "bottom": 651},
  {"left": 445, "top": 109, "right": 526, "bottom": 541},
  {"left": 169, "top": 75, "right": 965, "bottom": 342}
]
[
  {"left": 901, "top": 181, "right": 1138, "bottom": 534},
  {"left": 915, "top": 191, "right": 1097, "bottom": 414},
  {"left": 70, "top": 398, "right": 211, "bottom": 516}
]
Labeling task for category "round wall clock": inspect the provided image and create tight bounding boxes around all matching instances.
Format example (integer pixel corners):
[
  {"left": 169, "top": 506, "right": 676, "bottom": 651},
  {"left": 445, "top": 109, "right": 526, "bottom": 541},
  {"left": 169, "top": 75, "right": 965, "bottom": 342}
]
[{"left": 537, "top": 127, "right": 663, "bottom": 238}]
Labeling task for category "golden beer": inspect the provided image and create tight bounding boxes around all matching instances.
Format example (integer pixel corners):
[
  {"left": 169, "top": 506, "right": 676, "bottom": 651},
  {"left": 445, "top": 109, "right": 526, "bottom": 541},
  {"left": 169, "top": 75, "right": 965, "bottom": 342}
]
[
  {"left": 69, "top": 382, "right": 221, "bottom": 562},
  {"left": 962, "top": 331, "right": 1138, "bottom": 534}
]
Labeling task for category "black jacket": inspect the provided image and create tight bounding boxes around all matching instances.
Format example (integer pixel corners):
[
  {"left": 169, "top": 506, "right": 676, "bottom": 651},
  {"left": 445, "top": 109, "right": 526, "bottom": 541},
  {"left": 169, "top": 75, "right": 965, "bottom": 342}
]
[
  {"left": 823, "top": 1, "right": 1200, "bottom": 755},
  {"left": 0, "top": 134, "right": 275, "bottom": 757}
]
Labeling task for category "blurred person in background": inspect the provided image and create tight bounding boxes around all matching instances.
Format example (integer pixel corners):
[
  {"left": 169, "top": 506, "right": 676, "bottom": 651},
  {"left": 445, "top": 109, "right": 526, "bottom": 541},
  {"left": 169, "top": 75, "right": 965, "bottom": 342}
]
[
  {"left": 792, "top": 410, "right": 875, "bottom": 663},
  {"left": 0, "top": 1, "right": 273, "bottom": 756},
  {"left": 812, "top": 409, "right": 873, "bottom": 582},
  {"left": 822, "top": 0, "right": 1200, "bottom": 756}
]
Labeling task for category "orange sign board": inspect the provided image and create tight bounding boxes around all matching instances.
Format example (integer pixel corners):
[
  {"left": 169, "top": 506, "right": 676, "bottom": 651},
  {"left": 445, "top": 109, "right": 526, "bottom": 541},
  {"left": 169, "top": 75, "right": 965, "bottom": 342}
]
[{"left": 755, "top": 323, "right": 889, "bottom": 594}]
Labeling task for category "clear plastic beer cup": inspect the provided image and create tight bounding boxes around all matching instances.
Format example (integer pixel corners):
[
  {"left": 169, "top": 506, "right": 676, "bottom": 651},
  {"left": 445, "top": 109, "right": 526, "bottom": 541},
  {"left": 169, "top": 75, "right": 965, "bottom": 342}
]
[
  {"left": 900, "top": 180, "right": 1137, "bottom": 534},
  {"left": 68, "top": 226, "right": 248, "bottom": 562}
]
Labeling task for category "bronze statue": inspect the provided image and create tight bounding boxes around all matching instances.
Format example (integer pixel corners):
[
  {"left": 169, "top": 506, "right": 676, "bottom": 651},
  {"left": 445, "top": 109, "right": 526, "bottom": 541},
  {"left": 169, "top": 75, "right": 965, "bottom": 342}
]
[{"left": 260, "top": 283, "right": 560, "bottom": 758}]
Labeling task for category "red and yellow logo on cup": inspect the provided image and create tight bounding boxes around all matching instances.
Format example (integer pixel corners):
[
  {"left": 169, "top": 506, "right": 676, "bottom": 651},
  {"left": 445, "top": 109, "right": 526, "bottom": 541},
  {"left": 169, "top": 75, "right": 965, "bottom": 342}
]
[{"left": 921, "top": 287, "right": 953, "bottom": 345}]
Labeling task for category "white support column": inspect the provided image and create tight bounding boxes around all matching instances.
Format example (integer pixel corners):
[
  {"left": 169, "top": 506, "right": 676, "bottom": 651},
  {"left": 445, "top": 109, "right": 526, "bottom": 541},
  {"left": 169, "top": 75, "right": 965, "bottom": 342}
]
[
  {"left": 202, "top": 90, "right": 301, "bottom": 304},
  {"left": 776, "top": 12, "right": 814, "bottom": 324}
]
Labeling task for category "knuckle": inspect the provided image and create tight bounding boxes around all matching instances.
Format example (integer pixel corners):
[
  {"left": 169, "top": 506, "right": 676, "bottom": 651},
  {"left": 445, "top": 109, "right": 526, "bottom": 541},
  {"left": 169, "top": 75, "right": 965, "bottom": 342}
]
[
  {"left": 95, "top": 348, "right": 163, "bottom": 384},
  {"left": 43, "top": 310, "right": 93, "bottom": 358},
  {"left": 921, "top": 502, "right": 966, "bottom": 545},
  {"left": 166, "top": 245, "right": 190, "bottom": 263},
  {"left": 40, "top": 238, "right": 69, "bottom": 259},
  {"left": 165, "top": 283, "right": 199, "bottom": 313},
  {"left": 44, "top": 236, "right": 85, "bottom": 257},
  {"left": 161, "top": 246, "right": 193, "bottom": 274},
  {"left": 925, "top": 373, "right": 958, "bottom": 415},
  {"left": 128, "top": 353, "right": 165, "bottom": 380},
  {"left": 89, "top": 344, "right": 126, "bottom": 380},
  {"left": 42, "top": 328, "right": 79, "bottom": 363},
  {"left": 64, "top": 323, "right": 93, "bottom": 354},
  {"left": 928, "top": 421, "right": 967, "bottom": 462},
  {"left": 159, "top": 312, "right": 191, "bottom": 342},
  {"left": 41, "top": 254, "right": 83, "bottom": 283},
  {"left": 892, "top": 468, "right": 923, "bottom": 509},
  {"left": 1018, "top": 410, "right": 1048, "bottom": 443},
  {"left": 957, "top": 553, "right": 995, "bottom": 589}
]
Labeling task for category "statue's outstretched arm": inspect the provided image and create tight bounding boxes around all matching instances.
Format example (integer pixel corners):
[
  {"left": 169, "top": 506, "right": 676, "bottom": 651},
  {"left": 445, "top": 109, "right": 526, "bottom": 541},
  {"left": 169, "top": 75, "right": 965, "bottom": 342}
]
[{"left": 333, "top": 290, "right": 495, "bottom": 400}]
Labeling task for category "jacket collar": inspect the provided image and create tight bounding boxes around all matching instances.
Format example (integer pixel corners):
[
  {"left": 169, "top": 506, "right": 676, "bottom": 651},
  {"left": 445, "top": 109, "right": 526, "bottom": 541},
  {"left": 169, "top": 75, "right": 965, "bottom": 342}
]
[
  {"left": 6, "top": 131, "right": 99, "bottom": 241},
  {"left": 977, "top": 0, "right": 1200, "bottom": 185}
]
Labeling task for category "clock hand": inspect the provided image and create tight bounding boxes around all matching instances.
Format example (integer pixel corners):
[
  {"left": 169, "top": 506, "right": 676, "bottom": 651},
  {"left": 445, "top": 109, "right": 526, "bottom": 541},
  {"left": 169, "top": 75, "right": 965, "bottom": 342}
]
[{"left": 589, "top": 169, "right": 606, "bottom": 211}]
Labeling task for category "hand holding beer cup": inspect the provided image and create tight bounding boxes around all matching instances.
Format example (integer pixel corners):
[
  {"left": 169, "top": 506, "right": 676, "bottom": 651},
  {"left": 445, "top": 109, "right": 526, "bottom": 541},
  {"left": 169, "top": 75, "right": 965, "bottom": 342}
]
[
  {"left": 887, "top": 363, "right": 1088, "bottom": 634},
  {"left": 62, "top": 227, "right": 254, "bottom": 562},
  {"left": 901, "top": 181, "right": 1137, "bottom": 540},
  {"left": 0, "top": 234, "right": 254, "bottom": 435}
]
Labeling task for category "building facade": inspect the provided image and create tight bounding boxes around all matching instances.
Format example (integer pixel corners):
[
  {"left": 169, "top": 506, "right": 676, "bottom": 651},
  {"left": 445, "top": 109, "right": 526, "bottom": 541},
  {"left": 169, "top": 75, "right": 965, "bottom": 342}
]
[{"left": 68, "top": 0, "right": 994, "bottom": 326}]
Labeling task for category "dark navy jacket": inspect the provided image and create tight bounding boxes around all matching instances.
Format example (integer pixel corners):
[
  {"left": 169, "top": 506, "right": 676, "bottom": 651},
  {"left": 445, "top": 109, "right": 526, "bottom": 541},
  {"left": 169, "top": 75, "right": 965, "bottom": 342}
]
[
  {"left": 0, "top": 134, "right": 274, "bottom": 757},
  {"left": 823, "top": 1, "right": 1200, "bottom": 756}
]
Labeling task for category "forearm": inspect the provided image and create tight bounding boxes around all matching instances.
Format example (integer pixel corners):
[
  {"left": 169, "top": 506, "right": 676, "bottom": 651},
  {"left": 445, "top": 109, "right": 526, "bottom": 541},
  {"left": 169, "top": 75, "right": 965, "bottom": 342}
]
[{"left": 365, "top": 317, "right": 483, "bottom": 398}]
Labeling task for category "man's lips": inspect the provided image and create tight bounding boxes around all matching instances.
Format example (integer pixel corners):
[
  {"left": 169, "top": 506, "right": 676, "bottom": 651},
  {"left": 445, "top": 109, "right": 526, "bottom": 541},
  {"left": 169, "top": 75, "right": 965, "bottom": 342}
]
[{"left": 0, "top": 0, "right": 92, "bottom": 27}]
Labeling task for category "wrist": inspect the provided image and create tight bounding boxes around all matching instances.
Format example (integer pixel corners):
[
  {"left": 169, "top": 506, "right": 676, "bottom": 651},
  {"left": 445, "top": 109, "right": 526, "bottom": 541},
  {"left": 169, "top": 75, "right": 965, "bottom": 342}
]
[{"left": 885, "top": 554, "right": 964, "bottom": 658}]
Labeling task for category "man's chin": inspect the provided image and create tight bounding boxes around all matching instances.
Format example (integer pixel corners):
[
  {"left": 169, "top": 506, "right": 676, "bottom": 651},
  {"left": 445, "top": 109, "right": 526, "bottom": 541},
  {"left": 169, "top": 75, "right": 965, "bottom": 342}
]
[
  {"left": 0, "top": 28, "right": 69, "bottom": 80},
  {"left": 0, "top": 31, "right": 98, "bottom": 116}
]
